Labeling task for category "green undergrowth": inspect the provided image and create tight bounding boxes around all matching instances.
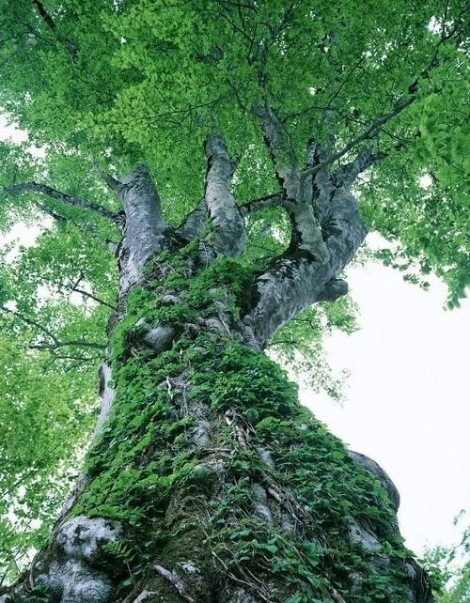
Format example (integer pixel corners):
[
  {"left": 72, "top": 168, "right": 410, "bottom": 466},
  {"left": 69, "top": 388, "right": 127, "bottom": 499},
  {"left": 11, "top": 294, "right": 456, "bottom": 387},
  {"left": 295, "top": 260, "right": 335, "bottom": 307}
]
[{"left": 73, "top": 249, "right": 419, "bottom": 602}]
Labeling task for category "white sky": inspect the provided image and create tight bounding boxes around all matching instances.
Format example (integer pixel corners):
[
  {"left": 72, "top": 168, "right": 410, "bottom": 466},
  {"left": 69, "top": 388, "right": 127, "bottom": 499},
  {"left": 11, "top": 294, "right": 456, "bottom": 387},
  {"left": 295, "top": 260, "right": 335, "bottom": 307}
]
[
  {"left": 304, "top": 256, "right": 470, "bottom": 556},
  {"left": 1, "top": 117, "right": 469, "bottom": 559}
]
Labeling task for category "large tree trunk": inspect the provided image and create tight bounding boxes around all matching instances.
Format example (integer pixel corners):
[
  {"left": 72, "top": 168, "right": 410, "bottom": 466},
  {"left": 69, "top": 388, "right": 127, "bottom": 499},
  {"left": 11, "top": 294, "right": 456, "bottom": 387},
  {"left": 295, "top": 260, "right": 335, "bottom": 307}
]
[
  {"left": 0, "top": 256, "right": 433, "bottom": 602},
  {"left": 0, "top": 144, "right": 435, "bottom": 603}
]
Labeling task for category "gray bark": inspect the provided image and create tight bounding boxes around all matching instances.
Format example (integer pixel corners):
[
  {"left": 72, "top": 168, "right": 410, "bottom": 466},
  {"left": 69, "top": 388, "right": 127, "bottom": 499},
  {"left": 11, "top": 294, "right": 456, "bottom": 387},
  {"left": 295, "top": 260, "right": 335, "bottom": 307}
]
[
  {"left": 116, "top": 164, "right": 168, "bottom": 291},
  {"left": 176, "top": 192, "right": 284, "bottom": 243},
  {"left": 254, "top": 104, "right": 329, "bottom": 260},
  {"left": 204, "top": 134, "right": 247, "bottom": 257},
  {"left": 94, "top": 363, "right": 116, "bottom": 438},
  {"left": 177, "top": 200, "right": 207, "bottom": 242},
  {"left": 245, "top": 181, "right": 366, "bottom": 348}
]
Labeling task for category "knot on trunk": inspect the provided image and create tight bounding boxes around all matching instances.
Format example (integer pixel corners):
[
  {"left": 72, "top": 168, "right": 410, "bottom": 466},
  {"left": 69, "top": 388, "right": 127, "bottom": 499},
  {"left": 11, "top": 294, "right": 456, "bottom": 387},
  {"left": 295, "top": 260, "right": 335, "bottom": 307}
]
[{"left": 31, "top": 517, "right": 122, "bottom": 603}]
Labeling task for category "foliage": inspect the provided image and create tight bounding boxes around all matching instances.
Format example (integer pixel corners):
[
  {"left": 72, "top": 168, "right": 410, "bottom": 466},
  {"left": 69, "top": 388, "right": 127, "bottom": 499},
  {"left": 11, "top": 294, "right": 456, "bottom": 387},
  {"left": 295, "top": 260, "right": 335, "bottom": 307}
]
[
  {"left": 0, "top": 0, "right": 468, "bottom": 301},
  {"left": 0, "top": 0, "right": 468, "bottom": 595},
  {"left": 424, "top": 514, "right": 470, "bottom": 603},
  {"left": 0, "top": 332, "right": 95, "bottom": 586},
  {"left": 270, "top": 296, "right": 358, "bottom": 400}
]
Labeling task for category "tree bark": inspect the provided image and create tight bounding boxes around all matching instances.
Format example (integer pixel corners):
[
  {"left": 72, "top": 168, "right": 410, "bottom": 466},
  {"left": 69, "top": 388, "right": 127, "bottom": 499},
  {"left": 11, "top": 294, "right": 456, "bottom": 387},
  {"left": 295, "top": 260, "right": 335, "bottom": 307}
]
[
  {"left": 1, "top": 246, "right": 434, "bottom": 603},
  {"left": 0, "top": 145, "right": 435, "bottom": 603}
]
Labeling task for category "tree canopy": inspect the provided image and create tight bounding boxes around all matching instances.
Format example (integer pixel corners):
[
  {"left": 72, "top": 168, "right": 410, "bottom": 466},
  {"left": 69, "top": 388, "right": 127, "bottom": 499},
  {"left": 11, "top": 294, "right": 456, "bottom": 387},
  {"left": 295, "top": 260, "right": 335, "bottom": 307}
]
[{"left": 0, "top": 0, "right": 468, "bottom": 588}]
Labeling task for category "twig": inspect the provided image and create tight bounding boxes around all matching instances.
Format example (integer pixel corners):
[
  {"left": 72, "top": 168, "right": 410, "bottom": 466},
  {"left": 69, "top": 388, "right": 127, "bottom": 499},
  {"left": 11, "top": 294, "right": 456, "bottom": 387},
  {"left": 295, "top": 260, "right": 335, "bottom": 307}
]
[
  {"left": 30, "top": 340, "right": 107, "bottom": 351},
  {"left": 92, "top": 158, "right": 122, "bottom": 192},
  {"left": 153, "top": 565, "right": 195, "bottom": 603},
  {"left": 4, "top": 181, "right": 119, "bottom": 222},
  {"left": 325, "top": 579, "right": 349, "bottom": 603},
  {"left": 71, "top": 286, "right": 115, "bottom": 309},
  {"left": 121, "top": 588, "right": 157, "bottom": 603}
]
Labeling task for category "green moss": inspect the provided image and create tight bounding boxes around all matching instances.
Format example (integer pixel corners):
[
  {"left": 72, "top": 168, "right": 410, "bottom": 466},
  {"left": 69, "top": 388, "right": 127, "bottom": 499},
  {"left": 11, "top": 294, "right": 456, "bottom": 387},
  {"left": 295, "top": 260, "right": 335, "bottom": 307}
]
[{"left": 73, "top": 247, "right": 414, "bottom": 602}]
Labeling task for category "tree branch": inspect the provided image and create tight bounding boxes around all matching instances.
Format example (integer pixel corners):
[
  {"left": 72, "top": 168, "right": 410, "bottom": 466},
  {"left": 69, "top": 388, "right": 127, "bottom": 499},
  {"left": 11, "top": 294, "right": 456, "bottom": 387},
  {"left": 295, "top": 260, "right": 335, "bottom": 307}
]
[
  {"left": 93, "top": 158, "right": 122, "bottom": 192},
  {"left": 175, "top": 192, "right": 283, "bottom": 244},
  {"left": 331, "top": 147, "right": 388, "bottom": 188},
  {"left": 33, "top": 200, "right": 68, "bottom": 223},
  {"left": 176, "top": 199, "right": 207, "bottom": 242},
  {"left": 31, "top": 0, "right": 78, "bottom": 56},
  {"left": 243, "top": 182, "right": 366, "bottom": 348},
  {"left": 299, "top": 96, "right": 415, "bottom": 183},
  {"left": 116, "top": 164, "right": 169, "bottom": 289},
  {"left": 300, "top": 20, "right": 467, "bottom": 184},
  {"left": 204, "top": 134, "right": 247, "bottom": 257},
  {"left": 30, "top": 340, "right": 107, "bottom": 351},
  {"left": 0, "top": 305, "right": 107, "bottom": 351},
  {"left": 253, "top": 102, "right": 300, "bottom": 201},
  {"left": 4, "top": 181, "right": 120, "bottom": 222},
  {"left": 254, "top": 104, "right": 328, "bottom": 259},
  {"left": 71, "top": 286, "right": 115, "bottom": 310},
  {"left": 68, "top": 271, "right": 115, "bottom": 309},
  {"left": 0, "top": 304, "right": 59, "bottom": 344},
  {"left": 240, "top": 192, "right": 283, "bottom": 216},
  {"left": 31, "top": 0, "right": 56, "bottom": 31}
]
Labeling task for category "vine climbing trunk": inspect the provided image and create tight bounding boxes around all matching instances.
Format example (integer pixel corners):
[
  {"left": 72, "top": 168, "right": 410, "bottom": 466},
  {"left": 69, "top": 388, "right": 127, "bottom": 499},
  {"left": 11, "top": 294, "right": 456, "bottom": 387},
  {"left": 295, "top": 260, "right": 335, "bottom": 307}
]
[{"left": 0, "top": 140, "right": 436, "bottom": 603}]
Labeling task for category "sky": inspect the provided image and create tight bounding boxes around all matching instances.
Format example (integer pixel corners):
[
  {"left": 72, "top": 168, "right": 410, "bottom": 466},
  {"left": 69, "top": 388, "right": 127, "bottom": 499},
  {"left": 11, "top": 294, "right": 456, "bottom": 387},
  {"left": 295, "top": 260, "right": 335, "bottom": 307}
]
[
  {"left": 1, "top": 116, "right": 469, "bottom": 559},
  {"left": 304, "top": 249, "right": 470, "bottom": 557}
]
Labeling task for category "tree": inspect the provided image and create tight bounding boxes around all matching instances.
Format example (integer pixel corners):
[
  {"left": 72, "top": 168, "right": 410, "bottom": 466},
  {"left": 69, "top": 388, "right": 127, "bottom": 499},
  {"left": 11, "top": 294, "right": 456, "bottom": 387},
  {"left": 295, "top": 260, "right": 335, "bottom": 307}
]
[
  {"left": 0, "top": 0, "right": 468, "bottom": 601},
  {"left": 424, "top": 514, "right": 470, "bottom": 603}
]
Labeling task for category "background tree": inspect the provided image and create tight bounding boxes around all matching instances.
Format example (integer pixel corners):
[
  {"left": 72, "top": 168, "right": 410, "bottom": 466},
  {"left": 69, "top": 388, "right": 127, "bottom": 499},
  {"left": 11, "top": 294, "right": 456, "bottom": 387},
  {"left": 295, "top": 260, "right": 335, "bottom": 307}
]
[
  {"left": 424, "top": 514, "right": 470, "bottom": 603},
  {"left": 0, "top": 1, "right": 468, "bottom": 602}
]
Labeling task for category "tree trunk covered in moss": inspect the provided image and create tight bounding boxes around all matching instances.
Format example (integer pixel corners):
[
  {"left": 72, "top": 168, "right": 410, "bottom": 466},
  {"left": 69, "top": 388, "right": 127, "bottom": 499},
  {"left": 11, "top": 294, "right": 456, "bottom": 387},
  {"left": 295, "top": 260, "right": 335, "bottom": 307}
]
[{"left": 0, "top": 137, "right": 435, "bottom": 603}]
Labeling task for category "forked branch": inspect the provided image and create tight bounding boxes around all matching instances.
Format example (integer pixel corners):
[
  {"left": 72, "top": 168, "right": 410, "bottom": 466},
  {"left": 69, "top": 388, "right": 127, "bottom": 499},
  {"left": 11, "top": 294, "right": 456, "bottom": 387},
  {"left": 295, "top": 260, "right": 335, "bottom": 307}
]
[{"left": 254, "top": 104, "right": 328, "bottom": 259}]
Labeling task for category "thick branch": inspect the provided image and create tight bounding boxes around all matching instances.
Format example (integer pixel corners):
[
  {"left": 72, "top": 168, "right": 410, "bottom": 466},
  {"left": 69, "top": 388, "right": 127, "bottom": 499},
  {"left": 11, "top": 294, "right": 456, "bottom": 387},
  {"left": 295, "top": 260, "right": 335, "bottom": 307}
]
[
  {"left": 175, "top": 192, "right": 283, "bottom": 243},
  {"left": 33, "top": 200, "right": 68, "bottom": 223},
  {"left": 309, "top": 141, "right": 334, "bottom": 229},
  {"left": 243, "top": 257, "right": 338, "bottom": 348},
  {"left": 115, "top": 164, "right": 168, "bottom": 289},
  {"left": 253, "top": 103, "right": 299, "bottom": 201},
  {"left": 177, "top": 199, "right": 207, "bottom": 242},
  {"left": 322, "top": 187, "right": 367, "bottom": 275},
  {"left": 240, "top": 192, "right": 282, "bottom": 217},
  {"left": 243, "top": 185, "right": 366, "bottom": 347},
  {"left": 5, "top": 182, "right": 120, "bottom": 222},
  {"left": 331, "top": 147, "right": 388, "bottom": 188},
  {"left": 204, "top": 134, "right": 247, "bottom": 257}
]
